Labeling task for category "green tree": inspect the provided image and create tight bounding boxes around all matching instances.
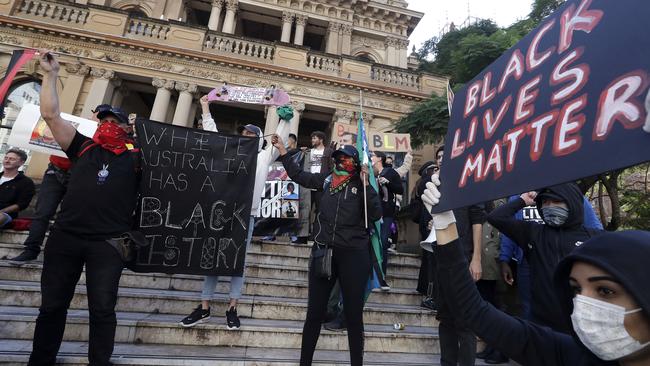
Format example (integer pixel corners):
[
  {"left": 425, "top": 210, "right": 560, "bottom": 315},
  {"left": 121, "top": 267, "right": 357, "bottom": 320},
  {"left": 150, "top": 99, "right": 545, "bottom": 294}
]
[
  {"left": 530, "top": 0, "right": 567, "bottom": 22},
  {"left": 393, "top": 94, "right": 448, "bottom": 149}
]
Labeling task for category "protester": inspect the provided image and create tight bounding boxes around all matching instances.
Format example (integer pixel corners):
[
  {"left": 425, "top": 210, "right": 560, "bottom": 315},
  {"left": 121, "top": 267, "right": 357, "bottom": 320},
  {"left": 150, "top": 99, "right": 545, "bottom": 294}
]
[
  {"left": 9, "top": 104, "right": 110, "bottom": 265},
  {"left": 415, "top": 161, "right": 437, "bottom": 311},
  {"left": 488, "top": 183, "right": 603, "bottom": 332},
  {"left": 0, "top": 148, "right": 35, "bottom": 230},
  {"left": 273, "top": 135, "right": 381, "bottom": 366},
  {"left": 422, "top": 175, "right": 650, "bottom": 366},
  {"left": 371, "top": 151, "right": 403, "bottom": 290},
  {"left": 287, "top": 133, "right": 298, "bottom": 151},
  {"left": 498, "top": 194, "right": 603, "bottom": 321},
  {"left": 28, "top": 51, "right": 139, "bottom": 365},
  {"left": 387, "top": 151, "right": 412, "bottom": 254},
  {"left": 426, "top": 145, "right": 486, "bottom": 366},
  {"left": 179, "top": 95, "right": 291, "bottom": 329}
]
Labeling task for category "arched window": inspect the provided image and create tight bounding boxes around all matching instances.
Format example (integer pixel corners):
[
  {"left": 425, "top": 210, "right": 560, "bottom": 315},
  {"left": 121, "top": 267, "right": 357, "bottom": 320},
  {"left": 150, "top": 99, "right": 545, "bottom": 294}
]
[{"left": 355, "top": 52, "right": 376, "bottom": 63}]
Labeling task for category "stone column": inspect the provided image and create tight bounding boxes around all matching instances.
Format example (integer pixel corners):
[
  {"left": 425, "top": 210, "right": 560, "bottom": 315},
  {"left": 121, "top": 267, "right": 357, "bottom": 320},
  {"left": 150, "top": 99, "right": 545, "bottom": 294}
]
[
  {"left": 326, "top": 22, "right": 340, "bottom": 54},
  {"left": 263, "top": 105, "right": 279, "bottom": 146},
  {"left": 339, "top": 24, "right": 352, "bottom": 55},
  {"left": 398, "top": 39, "right": 409, "bottom": 68},
  {"left": 172, "top": 82, "right": 198, "bottom": 127},
  {"left": 222, "top": 0, "right": 238, "bottom": 34},
  {"left": 110, "top": 84, "right": 129, "bottom": 108},
  {"left": 385, "top": 37, "right": 398, "bottom": 67},
  {"left": 81, "top": 68, "right": 118, "bottom": 119},
  {"left": 60, "top": 63, "right": 89, "bottom": 114},
  {"left": 333, "top": 109, "right": 354, "bottom": 124},
  {"left": 150, "top": 78, "right": 175, "bottom": 122},
  {"left": 208, "top": 0, "right": 224, "bottom": 31},
  {"left": 289, "top": 101, "right": 305, "bottom": 136},
  {"left": 294, "top": 14, "right": 307, "bottom": 46},
  {"left": 281, "top": 12, "right": 295, "bottom": 43}
]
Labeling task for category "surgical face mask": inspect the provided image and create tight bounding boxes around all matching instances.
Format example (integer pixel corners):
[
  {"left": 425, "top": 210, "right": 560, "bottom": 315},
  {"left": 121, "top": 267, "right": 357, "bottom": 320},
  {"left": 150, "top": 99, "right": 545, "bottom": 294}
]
[
  {"left": 541, "top": 205, "right": 569, "bottom": 227},
  {"left": 571, "top": 294, "right": 650, "bottom": 361}
]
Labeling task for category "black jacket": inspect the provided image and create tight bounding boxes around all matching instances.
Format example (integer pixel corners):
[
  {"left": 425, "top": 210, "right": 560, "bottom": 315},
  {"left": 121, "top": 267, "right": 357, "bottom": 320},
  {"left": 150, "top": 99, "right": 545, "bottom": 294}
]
[
  {"left": 280, "top": 153, "right": 382, "bottom": 249},
  {"left": 487, "top": 183, "right": 602, "bottom": 332},
  {"left": 435, "top": 239, "right": 615, "bottom": 366},
  {"left": 378, "top": 167, "right": 403, "bottom": 218},
  {"left": 0, "top": 172, "right": 35, "bottom": 219}
]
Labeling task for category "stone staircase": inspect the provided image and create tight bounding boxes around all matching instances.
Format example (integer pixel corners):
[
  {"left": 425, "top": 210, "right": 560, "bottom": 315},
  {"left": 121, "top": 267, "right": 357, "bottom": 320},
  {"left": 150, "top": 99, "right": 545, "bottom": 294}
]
[{"left": 0, "top": 230, "right": 479, "bottom": 365}]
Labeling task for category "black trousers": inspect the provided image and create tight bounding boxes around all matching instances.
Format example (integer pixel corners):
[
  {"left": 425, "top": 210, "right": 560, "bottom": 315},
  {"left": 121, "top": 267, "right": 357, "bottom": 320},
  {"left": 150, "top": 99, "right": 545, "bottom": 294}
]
[
  {"left": 300, "top": 245, "right": 371, "bottom": 366},
  {"left": 28, "top": 229, "right": 124, "bottom": 366},
  {"left": 435, "top": 251, "right": 476, "bottom": 366},
  {"left": 24, "top": 164, "right": 69, "bottom": 254}
]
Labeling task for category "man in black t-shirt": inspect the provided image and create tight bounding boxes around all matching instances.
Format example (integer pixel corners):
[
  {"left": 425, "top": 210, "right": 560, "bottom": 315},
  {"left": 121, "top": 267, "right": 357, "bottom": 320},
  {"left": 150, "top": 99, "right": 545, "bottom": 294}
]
[{"left": 28, "top": 51, "right": 139, "bottom": 366}]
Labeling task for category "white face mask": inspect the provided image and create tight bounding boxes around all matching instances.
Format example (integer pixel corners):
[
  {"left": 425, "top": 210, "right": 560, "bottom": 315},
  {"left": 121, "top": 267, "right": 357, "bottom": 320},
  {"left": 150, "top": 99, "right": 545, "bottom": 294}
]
[{"left": 571, "top": 294, "right": 650, "bottom": 360}]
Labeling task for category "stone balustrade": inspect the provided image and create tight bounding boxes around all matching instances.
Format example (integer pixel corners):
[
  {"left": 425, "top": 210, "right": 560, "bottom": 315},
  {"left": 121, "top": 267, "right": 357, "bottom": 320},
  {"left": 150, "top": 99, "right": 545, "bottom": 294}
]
[
  {"left": 14, "top": 0, "right": 89, "bottom": 26},
  {"left": 204, "top": 32, "right": 275, "bottom": 63},
  {"left": 2, "top": 0, "right": 445, "bottom": 95},
  {"left": 306, "top": 52, "right": 341, "bottom": 74},
  {"left": 371, "top": 65, "right": 420, "bottom": 90},
  {"left": 126, "top": 17, "right": 170, "bottom": 41}
]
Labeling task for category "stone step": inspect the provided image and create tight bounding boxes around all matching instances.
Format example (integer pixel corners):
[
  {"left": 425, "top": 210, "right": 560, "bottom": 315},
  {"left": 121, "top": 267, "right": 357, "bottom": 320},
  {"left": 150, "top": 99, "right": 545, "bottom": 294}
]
[
  {"left": 0, "top": 306, "right": 439, "bottom": 354},
  {"left": 0, "top": 242, "right": 422, "bottom": 278},
  {"left": 1, "top": 339, "right": 470, "bottom": 365},
  {"left": 0, "top": 231, "right": 422, "bottom": 268},
  {"left": 0, "top": 280, "right": 437, "bottom": 327},
  {"left": 0, "top": 261, "right": 424, "bottom": 307}
]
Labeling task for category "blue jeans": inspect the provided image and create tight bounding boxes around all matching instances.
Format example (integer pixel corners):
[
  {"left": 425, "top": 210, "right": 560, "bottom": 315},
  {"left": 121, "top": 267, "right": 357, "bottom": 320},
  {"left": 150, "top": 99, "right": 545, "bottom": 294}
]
[
  {"left": 24, "top": 164, "right": 69, "bottom": 254},
  {"left": 200, "top": 215, "right": 255, "bottom": 301},
  {"left": 380, "top": 216, "right": 394, "bottom": 277}
]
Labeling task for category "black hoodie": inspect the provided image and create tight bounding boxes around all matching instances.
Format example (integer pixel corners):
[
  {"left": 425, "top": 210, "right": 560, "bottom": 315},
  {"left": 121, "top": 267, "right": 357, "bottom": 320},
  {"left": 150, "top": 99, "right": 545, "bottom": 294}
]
[
  {"left": 487, "top": 183, "right": 602, "bottom": 332},
  {"left": 433, "top": 231, "right": 647, "bottom": 366}
]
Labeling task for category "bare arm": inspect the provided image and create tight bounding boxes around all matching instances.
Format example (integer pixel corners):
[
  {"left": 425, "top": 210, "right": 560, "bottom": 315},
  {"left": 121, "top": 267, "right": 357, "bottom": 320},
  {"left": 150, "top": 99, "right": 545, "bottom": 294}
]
[
  {"left": 0, "top": 204, "right": 20, "bottom": 214},
  {"left": 38, "top": 51, "right": 76, "bottom": 151}
]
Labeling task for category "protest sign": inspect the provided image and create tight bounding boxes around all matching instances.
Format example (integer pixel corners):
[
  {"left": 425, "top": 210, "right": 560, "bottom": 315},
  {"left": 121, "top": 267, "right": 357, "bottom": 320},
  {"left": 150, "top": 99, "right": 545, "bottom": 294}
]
[
  {"left": 332, "top": 122, "right": 411, "bottom": 152},
  {"left": 132, "top": 120, "right": 258, "bottom": 276},
  {"left": 434, "top": 0, "right": 650, "bottom": 212},
  {"left": 8, "top": 104, "right": 97, "bottom": 156},
  {"left": 254, "top": 152, "right": 311, "bottom": 237}
]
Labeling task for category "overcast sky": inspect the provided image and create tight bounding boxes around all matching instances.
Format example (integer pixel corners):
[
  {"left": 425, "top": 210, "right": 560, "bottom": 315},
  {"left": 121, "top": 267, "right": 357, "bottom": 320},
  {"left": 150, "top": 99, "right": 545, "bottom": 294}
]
[{"left": 407, "top": 0, "right": 534, "bottom": 51}]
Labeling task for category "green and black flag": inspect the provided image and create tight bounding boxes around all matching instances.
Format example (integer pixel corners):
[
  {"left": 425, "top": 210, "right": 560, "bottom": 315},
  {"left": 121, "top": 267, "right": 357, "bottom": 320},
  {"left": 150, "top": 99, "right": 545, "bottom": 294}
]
[{"left": 0, "top": 49, "right": 37, "bottom": 119}]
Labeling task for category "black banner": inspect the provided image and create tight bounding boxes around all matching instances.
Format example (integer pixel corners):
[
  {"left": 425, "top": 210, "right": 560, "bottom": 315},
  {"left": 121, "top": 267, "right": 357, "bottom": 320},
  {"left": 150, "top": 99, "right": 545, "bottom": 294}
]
[
  {"left": 434, "top": 0, "right": 650, "bottom": 212},
  {"left": 131, "top": 120, "right": 258, "bottom": 276}
]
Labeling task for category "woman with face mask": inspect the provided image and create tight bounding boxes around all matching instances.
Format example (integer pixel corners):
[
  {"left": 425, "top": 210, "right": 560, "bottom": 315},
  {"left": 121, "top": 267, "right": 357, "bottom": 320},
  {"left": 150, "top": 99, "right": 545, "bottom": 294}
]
[
  {"left": 271, "top": 135, "right": 382, "bottom": 366},
  {"left": 486, "top": 182, "right": 603, "bottom": 332},
  {"left": 421, "top": 175, "right": 650, "bottom": 366}
]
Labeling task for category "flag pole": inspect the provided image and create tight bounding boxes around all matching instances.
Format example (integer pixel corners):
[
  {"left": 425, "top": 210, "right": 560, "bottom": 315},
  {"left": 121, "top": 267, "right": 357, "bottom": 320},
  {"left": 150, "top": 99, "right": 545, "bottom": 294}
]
[{"left": 360, "top": 89, "right": 368, "bottom": 229}]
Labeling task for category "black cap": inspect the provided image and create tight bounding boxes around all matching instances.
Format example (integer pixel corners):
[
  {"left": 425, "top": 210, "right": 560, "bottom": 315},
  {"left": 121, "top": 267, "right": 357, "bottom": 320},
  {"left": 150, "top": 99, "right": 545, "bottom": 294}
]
[
  {"left": 97, "top": 106, "right": 129, "bottom": 125},
  {"left": 237, "top": 124, "right": 262, "bottom": 137},
  {"left": 418, "top": 161, "right": 436, "bottom": 176},
  {"left": 537, "top": 190, "right": 565, "bottom": 203},
  {"left": 332, "top": 145, "right": 360, "bottom": 165},
  {"left": 91, "top": 104, "right": 111, "bottom": 114}
]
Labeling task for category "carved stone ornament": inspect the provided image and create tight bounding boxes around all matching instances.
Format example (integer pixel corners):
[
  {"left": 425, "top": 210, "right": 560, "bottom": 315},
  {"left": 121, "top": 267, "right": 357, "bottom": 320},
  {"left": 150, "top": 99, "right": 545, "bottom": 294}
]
[
  {"left": 328, "top": 22, "right": 341, "bottom": 33},
  {"left": 282, "top": 12, "right": 295, "bottom": 23},
  {"left": 0, "top": 35, "right": 23, "bottom": 45},
  {"left": 152, "top": 78, "right": 175, "bottom": 90},
  {"left": 225, "top": 0, "right": 239, "bottom": 11},
  {"left": 212, "top": 0, "right": 224, "bottom": 7},
  {"left": 291, "top": 101, "right": 306, "bottom": 112},
  {"left": 340, "top": 24, "right": 353, "bottom": 35},
  {"left": 384, "top": 37, "right": 398, "bottom": 48},
  {"left": 295, "top": 14, "right": 308, "bottom": 26},
  {"left": 90, "top": 67, "right": 115, "bottom": 80},
  {"left": 64, "top": 63, "right": 89, "bottom": 76},
  {"left": 175, "top": 82, "right": 198, "bottom": 94}
]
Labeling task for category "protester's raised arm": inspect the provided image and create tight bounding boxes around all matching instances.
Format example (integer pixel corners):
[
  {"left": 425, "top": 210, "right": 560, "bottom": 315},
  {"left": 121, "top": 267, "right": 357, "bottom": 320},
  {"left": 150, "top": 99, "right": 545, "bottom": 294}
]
[
  {"left": 273, "top": 135, "right": 326, "bottom": 190},
  {"left": 487, "top": 194, "right": 537, "bottom": 250},
  {"left": 199, "top": 95, "right": 218, "bottom": 132},
  {"left": 38, "top": 51, "right": 76, "bottom": 151}
]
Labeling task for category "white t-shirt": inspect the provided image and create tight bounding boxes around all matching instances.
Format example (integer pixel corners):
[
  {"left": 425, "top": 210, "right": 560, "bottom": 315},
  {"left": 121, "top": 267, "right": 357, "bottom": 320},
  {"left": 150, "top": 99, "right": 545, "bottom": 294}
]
[
  {"left": 310, "top": 147, "right": 325, "bottom": 173},
  {"left": 0, "top": 175, "right": 15, "bottom": 185}
]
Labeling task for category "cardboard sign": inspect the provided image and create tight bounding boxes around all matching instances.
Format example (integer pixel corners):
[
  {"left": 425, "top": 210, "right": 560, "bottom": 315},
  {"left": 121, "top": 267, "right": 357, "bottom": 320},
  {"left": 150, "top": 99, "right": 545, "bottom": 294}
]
[
  {"left": 434, "top": 0, "right": 650, "bottom": 212},
  {"left": 8, "top": 104, "right": 97, "bottom": 156},
  {"left": 132, "top": 120, "right": 259, "bottom": 276},
  {"left": 332, "top": 122, "right": 411, "bottom": 152}
]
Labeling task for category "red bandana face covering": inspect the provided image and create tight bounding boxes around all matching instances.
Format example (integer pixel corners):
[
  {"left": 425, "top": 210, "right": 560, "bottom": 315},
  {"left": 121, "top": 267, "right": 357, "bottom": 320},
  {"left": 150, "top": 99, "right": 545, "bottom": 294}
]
[
  {"left": 330, "top": 156, "right": 357, "bottom": 194},
  {"left": 92, "top": 121, "right": 133, "bottom": 155}
]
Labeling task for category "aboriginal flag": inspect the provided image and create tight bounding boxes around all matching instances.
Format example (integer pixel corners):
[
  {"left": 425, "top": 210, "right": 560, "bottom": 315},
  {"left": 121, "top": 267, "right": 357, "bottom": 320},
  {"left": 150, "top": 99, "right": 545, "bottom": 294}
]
[{"left": 0, "top": 49, "right": 38, "bottom": 119}]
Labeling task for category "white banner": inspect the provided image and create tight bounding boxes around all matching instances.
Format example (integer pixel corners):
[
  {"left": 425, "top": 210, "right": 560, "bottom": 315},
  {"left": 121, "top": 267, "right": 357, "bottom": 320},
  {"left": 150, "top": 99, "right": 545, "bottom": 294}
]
[{"left": 8, "top": 104, "right": 98, "bottom": 157}]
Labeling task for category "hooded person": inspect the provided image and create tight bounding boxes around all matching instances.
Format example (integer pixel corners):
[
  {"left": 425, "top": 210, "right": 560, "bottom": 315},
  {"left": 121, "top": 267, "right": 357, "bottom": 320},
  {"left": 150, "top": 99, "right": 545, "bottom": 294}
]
[
  {"left": 421, "top": 173, "right": 650, "bottom": 366},
  {"left": 487, "top": 182, "right": 603, "bottom": 332},
  {"left": 271, "top": 136, "right": 382, "bottom": 366}
]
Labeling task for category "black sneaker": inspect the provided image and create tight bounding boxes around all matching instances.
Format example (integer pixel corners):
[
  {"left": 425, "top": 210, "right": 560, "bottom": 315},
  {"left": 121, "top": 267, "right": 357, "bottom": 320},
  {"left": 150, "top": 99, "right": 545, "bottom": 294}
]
[
  {"left": 485, "top": 349, "right": 509, "bottom": 364},
  {"left": 323, "top": 317, "right": 347, "bottom": 332},
  {"left": 179, "top": 305, "right": 210, "bottom": 327},
  {"left": 226, "top": 306, "right": 240, "bottom": 330},
  {"left": 421, "top": 297, "right": 438, "bottom": 312},
  {"left": 8, "top": 250, "right": 39, "bottom": 266}
]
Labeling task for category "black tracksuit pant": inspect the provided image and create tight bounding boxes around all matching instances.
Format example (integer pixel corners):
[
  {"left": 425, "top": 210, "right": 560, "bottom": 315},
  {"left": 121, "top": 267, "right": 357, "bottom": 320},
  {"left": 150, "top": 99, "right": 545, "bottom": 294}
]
[
  {"left": 300, "top": 245, "right": 371, "bottom": 366},
  {"left": 28, "top": 229, "right": 123, "bottom": 366}
]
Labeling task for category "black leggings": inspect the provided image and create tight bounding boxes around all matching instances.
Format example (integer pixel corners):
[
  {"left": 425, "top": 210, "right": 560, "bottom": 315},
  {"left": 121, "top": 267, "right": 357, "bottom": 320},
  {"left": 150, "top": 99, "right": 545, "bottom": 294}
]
[{"left": 300, "top": 245, "right": 371, "bottom": 366}]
